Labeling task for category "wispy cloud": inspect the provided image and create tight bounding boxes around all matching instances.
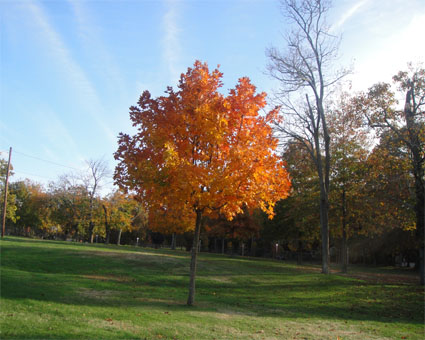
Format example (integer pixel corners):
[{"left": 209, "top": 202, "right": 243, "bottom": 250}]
[
  {"left": 332, "top": 0, "right": 369, "bottom": 31},
  {"left": 40, "top": 109, "right": 85, "bottom": 163},
  {"left": 162, "top": 0, "right": 182, "bottom": 84},
  {"left": 68, "top": 0, "right": 127, "bottom": 102},
  {"left": 23, "top": 0, "right": 116, "bottom": 144}
]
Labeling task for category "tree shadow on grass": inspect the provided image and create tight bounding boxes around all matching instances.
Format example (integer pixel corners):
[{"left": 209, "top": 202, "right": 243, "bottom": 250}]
[{"left": 1, "top": 237, "right": 423, "bottom": 326}]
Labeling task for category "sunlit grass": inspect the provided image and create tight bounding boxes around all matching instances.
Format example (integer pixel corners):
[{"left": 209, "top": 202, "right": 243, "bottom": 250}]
[{"left": 1, "top": 236, "right": 423, "bottom": 339}]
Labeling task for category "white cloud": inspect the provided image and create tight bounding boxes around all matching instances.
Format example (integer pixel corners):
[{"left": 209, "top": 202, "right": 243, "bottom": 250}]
[
  {"left": 23, "top": 0, "right": 116, "bottom": 144},
  {"left": 332, "top": 0, "right": 369, "bottom": 32},
  {"left": 40, "top": 109, "right": 84, "bottom": 162},
  {"left": 68, "top": 0, "right": 127, "bottom": 102},
  {"left": 162, "top": 0, "right": 182, "bottom": 85}
]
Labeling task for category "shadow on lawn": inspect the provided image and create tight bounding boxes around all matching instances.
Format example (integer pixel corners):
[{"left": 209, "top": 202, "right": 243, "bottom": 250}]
[{"left": 1, "top": 237, "right": 423, "bottom": 326}]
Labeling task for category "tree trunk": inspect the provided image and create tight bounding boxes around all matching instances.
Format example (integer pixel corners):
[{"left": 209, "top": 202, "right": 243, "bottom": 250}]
[
  {"left": 171, "top": 233, "right": 176, "bottom": 250},
  {"left": 318, "top": 75, "right": 331, "bottom": 275},
  {"left": 187, "top": 210, "right": 202, "bottom": 306},
  {"left": 221, "top": 238, "right": 225, "bottom": 255},
  {"left": 315, "top": 123, "right": 330, "bottom": 274},
  {"left": 420, "top": 248, "right": 424, "bottom": 286},
  {"left": 415, "top": 167, "right": 424, "bottom": 284},
  {"left": 241, "top": 242, "right": 245, "bottom": 257},
  {"left": 297, "top": 240, "right": 303, "bottom": 265},
  {"left": 102, "top": 204, "right": 110, "bottom": 244},
  {"left": 319, "top": 180, "right": 330, "bottom": 274},
  {"left": 117, "top": 229, "right": 122, "bottom": 246},
  {"left": 307, "top": 94, "right": 330, "bottom": 275},
  {"left": 341, "top": 237, "right": 348, "bottom": 273},
  {"left": 89, "top": 221, "right": 95, "bottom": 243},
  {"left": 404, "top": 86, "right": 424, "bottom": 285},
  {"left": 88, "top": 193, "right": 95, "bottom": 244},
  {"left": 341, "top": 189, "right": 348, "bottom": 273}
]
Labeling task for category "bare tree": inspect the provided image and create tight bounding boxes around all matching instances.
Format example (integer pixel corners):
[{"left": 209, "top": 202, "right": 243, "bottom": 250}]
[
  {"left": 266, "top": 0, "right": 348, "bottom": 274},
  {"left": 82, "top": 159, "right": 109, "bottom": 243}
]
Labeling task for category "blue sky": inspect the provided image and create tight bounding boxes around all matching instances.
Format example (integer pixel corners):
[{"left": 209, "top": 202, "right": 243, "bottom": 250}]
[{"left": 1, "top": 0, "right": 424, "bottom": 194}]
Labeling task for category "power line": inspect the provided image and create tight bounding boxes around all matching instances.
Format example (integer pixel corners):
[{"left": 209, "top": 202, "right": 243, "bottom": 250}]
[
  {"left": 13, "top": 170, "right": 57, "bottom": 181},
  {"left": 13, "top": 150, "right": 82, "bottom": 171},
  {"left": 3, "top": 148, "right": 116, "bottom": 187}
]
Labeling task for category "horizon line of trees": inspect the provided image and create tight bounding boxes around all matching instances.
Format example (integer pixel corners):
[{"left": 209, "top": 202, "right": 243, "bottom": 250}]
[{"left": 1, "top": 61, "right": 422, "bottom": 267}]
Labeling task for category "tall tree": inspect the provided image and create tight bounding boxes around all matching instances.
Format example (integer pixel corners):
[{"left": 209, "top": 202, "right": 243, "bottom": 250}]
[
  {"left": 357, "top": 66, "right": 424, "bottom": 283},
  {"left": 266, "top": 0, "right": 348, "bottom": 273},
  {"left": 328, "top": 92, "right": 370, "bottom": 272},
  {"left": 114, "top": 61, "right": 291, "bottom": 305},
  {"left": 82, "top": 159, "right": 109, "bottom": 243}
]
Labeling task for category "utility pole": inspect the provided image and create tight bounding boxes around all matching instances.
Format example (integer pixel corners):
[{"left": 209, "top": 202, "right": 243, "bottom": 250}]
[{"left": 2, "top": 147, "right": 12, "bottom": 238}]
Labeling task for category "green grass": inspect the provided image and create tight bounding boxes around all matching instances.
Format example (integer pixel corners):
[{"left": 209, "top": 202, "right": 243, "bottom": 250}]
[{"left": 1, "top": 236, "right": 423, "bottom": 339}]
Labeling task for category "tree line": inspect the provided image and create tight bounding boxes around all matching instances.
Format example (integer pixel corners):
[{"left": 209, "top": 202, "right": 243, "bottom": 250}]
[
  {"left": 0, "top": 160, "right": 148, "bottom": 245},
  {"left": 1, "top": 62, "right": 422, "bottom": 298}
]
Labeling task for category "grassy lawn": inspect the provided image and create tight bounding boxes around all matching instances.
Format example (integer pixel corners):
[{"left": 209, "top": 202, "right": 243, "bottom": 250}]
[{"left": 0, "top": 236, "right": 423, "bottom": 339}]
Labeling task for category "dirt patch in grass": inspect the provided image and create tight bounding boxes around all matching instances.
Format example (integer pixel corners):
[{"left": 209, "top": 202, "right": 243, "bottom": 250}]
[
  {"left": 199, "top": 309, "right": 258, "bottom": 319},
  {"left": 207, "top": 276, "right": 233, "bottom": 283},
  {"left": 82, "top": 274, "right": 131, "bottom": 282},
  {"left": 78, "top": 288, "right": 119, "bottom": 300},
  {"left": 80, "top": 250, "right": 182, "bottom": 264},
  {"left": 136, "top": 297, "right": 184, "bottom": 305},
  {"left": 136, "top": 297, "right": 213, "bottom": 310}
]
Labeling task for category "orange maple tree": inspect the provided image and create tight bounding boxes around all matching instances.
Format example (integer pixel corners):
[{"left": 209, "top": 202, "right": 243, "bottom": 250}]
[{"left": 114, "top": 61, "right": 291, "bottom": 305}]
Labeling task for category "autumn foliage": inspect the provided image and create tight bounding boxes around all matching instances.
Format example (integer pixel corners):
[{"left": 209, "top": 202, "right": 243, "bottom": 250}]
[
  {"left": 114, "top": 61, "right": 290, "bottom": 224},
  {"left": 114, "top": 61, "right": 291, "bottom": 304}
]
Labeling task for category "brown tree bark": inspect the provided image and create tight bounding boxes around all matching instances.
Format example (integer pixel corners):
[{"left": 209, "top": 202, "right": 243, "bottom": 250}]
[
  {"left": 187, "top": 210, "right": 202, "bottom": 306},
  {"left": 404, "top": 87, "right": 424, "bottom": 285},
  {"left": 297, "top": 240, "right": 303, "bottom": 265},
  {"left": 341, "top": 189, "right": 348, "bottom": 273},
  {"left": 171, "top": 232, "right": 176, "bottom": 250},
  {"left": 117, "top": 228, "right": 122, "bottom": 246},
  {"left": 102, "top": 204, "right": 110, "bottom": 244}
]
